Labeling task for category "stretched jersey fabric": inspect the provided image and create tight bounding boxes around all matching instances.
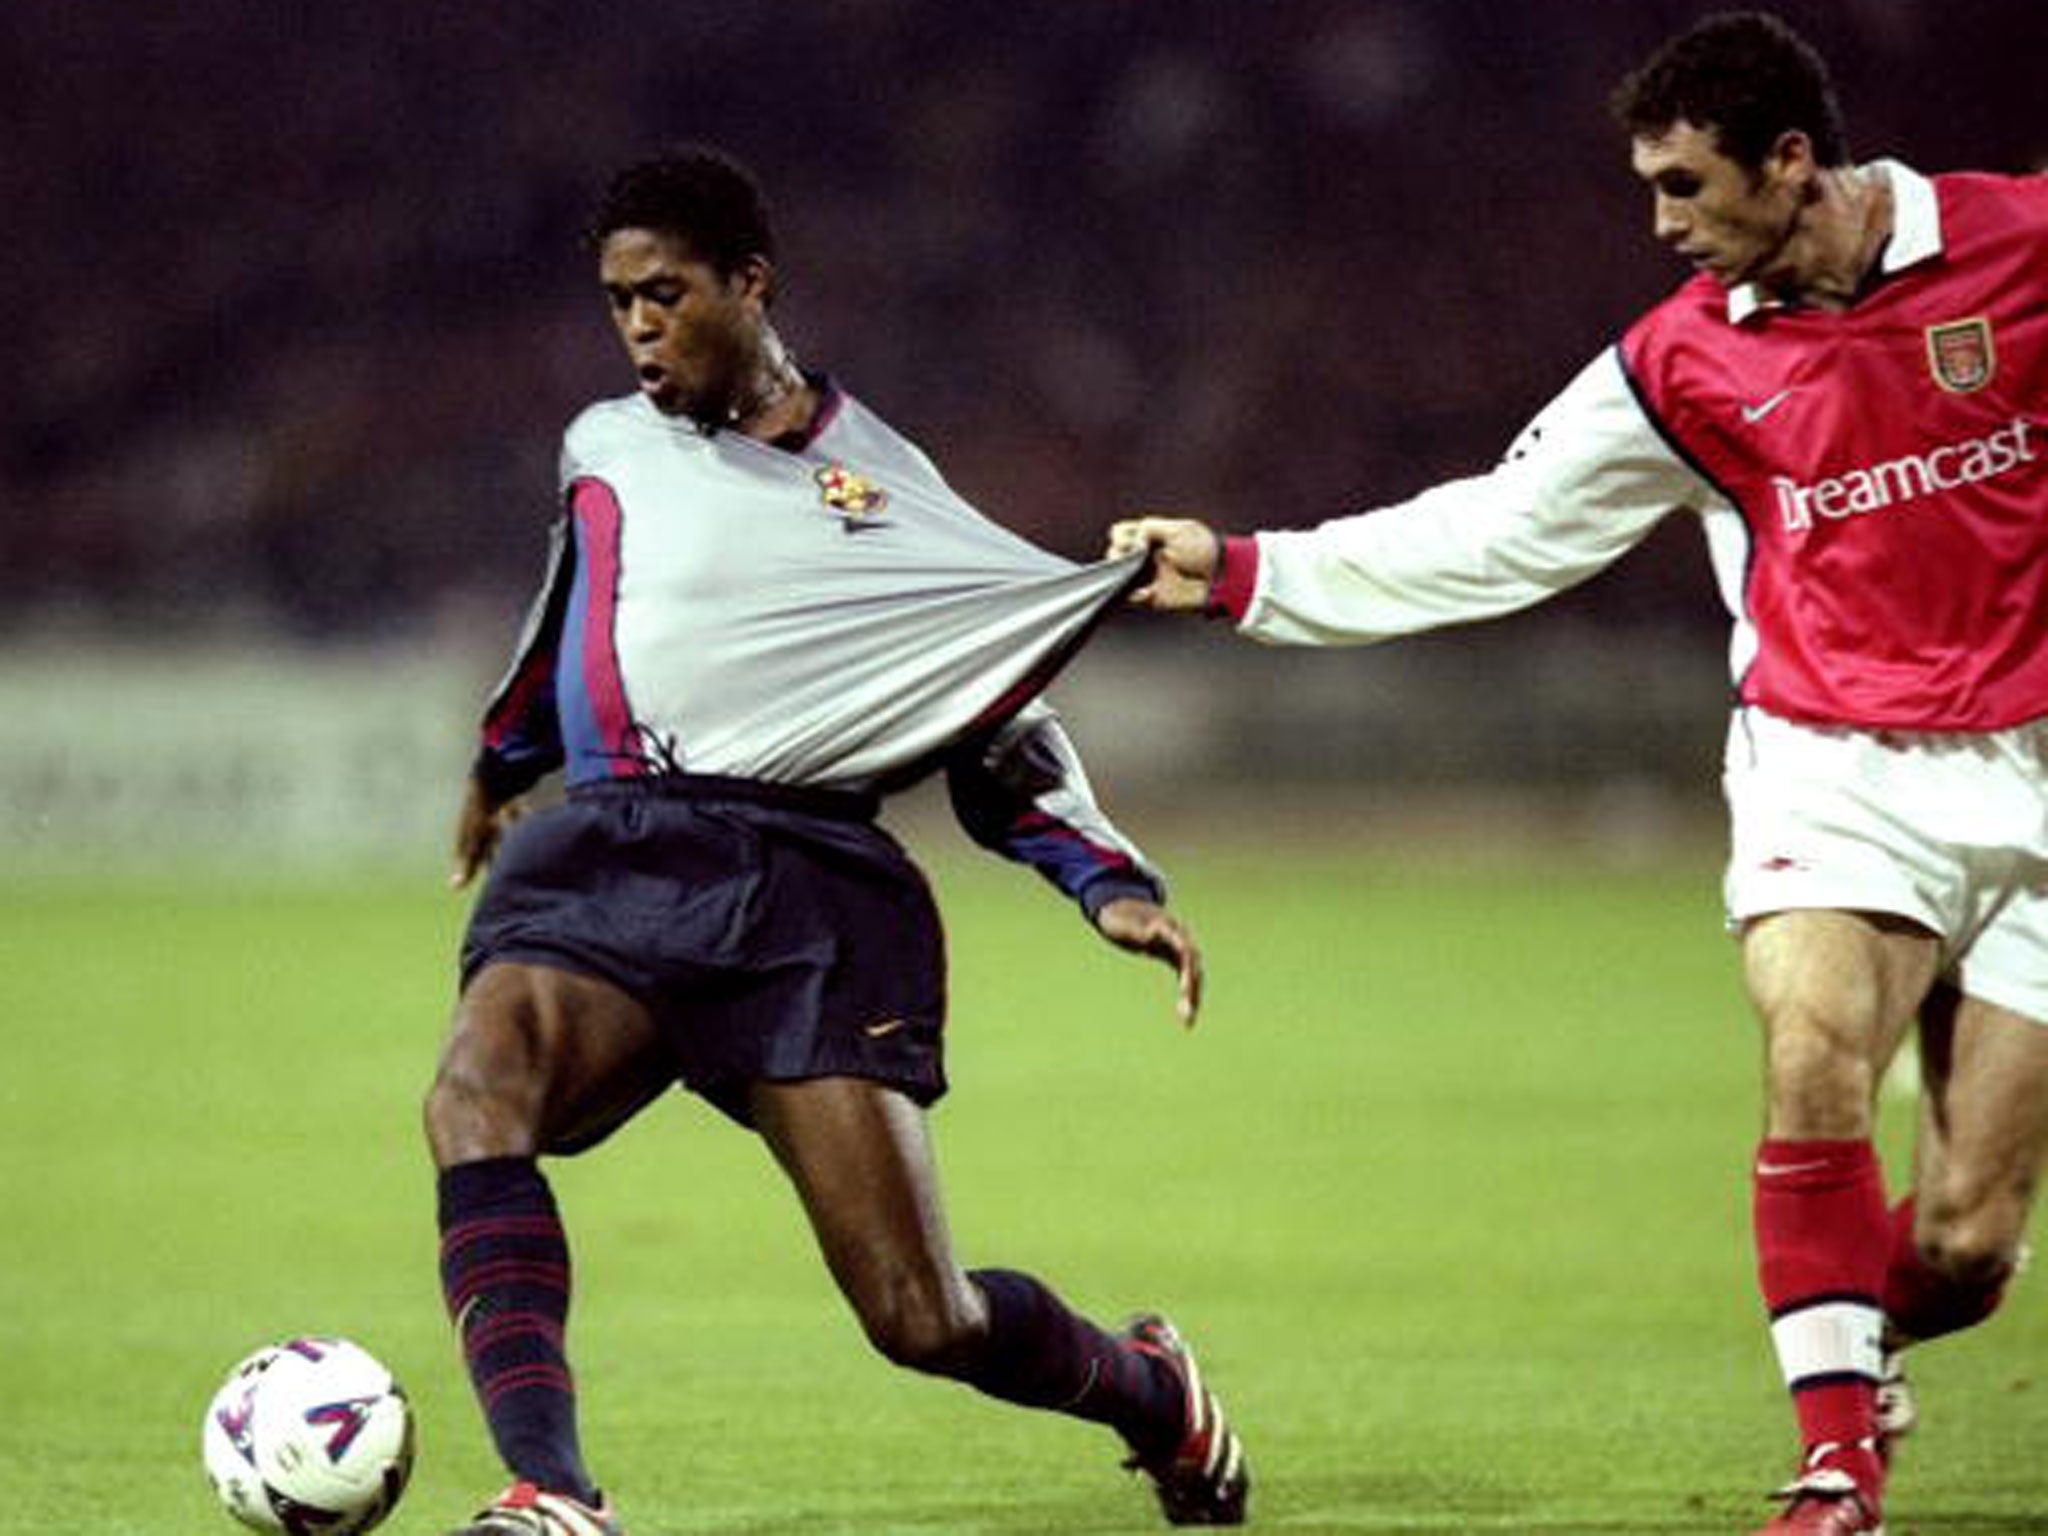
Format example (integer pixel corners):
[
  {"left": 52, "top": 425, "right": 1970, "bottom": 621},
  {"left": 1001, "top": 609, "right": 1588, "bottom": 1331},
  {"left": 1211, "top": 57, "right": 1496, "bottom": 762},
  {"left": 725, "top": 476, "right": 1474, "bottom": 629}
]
[
  {"left": 1213, "top": 162, "right": 2048, "bottom": 733},
  {"left": 476, "top": 378, "right": 1160, "bottom": 911}
]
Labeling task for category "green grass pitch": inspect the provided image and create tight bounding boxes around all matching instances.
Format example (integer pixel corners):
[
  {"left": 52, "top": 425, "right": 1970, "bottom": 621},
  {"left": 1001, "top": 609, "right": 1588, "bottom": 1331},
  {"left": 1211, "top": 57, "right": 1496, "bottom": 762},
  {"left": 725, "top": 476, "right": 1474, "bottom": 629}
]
[{"left": 3, "top": 835, "right": 2043, "bottom": 1534}]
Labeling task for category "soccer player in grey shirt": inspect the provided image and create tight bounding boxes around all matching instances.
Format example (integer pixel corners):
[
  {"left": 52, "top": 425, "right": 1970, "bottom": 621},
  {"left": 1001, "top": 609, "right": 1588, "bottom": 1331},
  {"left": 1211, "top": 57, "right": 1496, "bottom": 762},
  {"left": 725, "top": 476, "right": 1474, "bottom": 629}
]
[{"left": 424, "top": 148, "right": 1248, "bottom": 1536}]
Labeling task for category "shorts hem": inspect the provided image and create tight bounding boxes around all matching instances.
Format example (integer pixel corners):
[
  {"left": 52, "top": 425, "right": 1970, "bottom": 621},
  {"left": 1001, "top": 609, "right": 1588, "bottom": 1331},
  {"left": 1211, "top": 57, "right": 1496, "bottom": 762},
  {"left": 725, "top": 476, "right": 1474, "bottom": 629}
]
[
  {"left": 693, "top": 1064, "right": 948, "bottom": 1128},
  {"left": 459, "top": 941, "right": 649, "bottom": 1005},
  {"left": 1949, "top": 972, "right": 2048, "bottom": 1028},
  {"left": 1723, "top": 888, "right": 1944, "bottom": 932}
]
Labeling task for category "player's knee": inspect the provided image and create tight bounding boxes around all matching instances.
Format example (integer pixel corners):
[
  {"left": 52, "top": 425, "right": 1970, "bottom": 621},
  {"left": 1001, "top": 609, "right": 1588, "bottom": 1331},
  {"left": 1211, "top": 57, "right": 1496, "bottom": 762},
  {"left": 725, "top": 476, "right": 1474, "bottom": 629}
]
[
  {"left": 1915, "top": 1188, "right": 2028, "bottom": 1292},
  {"left": 1915, "top": 1225, "right": 2018, "bottom": 1294},
  {"left": 422, "top": 1008, "right": 550, "bottom": 1165},
  {"left": 853, "top": 1271, "right": 984, "bottom": 1376},
  {"left": 1764, "top": 1016, "right": 1877, "bottom": 1135}
]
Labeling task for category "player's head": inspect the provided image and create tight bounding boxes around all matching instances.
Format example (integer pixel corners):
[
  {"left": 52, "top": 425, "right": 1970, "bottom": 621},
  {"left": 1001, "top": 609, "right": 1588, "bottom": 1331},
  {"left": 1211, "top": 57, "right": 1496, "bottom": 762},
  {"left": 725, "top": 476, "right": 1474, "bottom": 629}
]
[
  {"left": 587, "top": 147, "right": 778, "bottom": 284},
  {"left": 1612, "top": 12, "right": 1847, "bottom": 173},
  {"left": 587, "top": 147, "right": 782, "bottom": 426},
  {"left": 1611, "top": 12, "right": 1851, "bottom": 290}
]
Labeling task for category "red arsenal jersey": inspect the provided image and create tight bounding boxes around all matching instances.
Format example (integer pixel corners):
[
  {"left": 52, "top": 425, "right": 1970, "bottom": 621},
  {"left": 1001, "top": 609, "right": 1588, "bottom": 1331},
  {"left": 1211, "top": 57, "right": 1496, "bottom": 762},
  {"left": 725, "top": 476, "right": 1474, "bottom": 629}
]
[{"left": 1621, "top": 171, "right": 2048, "bottom": 730}]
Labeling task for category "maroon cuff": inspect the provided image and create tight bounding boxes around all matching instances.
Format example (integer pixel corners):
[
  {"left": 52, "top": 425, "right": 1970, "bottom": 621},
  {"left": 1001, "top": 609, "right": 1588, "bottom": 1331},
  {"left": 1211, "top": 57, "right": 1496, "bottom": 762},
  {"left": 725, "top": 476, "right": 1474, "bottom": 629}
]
[{"left": 1205, "top": 535, "right": 1259, "bottom": 621}]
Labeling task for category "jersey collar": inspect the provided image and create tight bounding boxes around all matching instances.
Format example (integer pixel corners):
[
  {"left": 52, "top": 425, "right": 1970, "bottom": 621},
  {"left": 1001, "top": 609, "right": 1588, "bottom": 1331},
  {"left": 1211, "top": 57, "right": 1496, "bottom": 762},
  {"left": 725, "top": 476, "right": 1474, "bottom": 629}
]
[
  {"left": 1726, "top": 159, "right": 1940, "bottom": 325},
  {"left": 767, "top": 371, "right": 844, "bottom": 453}
]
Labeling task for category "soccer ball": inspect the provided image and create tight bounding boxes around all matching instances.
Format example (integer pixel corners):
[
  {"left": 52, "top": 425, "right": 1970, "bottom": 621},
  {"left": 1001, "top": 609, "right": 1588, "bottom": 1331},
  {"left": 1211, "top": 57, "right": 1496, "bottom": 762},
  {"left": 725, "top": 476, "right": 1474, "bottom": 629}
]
[{"left": 201, "top": 1337, "right": 415, "bottom": 1535}]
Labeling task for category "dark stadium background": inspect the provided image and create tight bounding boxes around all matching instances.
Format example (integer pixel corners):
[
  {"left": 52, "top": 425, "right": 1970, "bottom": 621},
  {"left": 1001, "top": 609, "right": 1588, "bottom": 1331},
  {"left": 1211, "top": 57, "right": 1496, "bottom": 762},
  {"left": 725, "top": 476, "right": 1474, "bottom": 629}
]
[{"left": 3, "top": 0, "right": 2041, "bottom": 856}]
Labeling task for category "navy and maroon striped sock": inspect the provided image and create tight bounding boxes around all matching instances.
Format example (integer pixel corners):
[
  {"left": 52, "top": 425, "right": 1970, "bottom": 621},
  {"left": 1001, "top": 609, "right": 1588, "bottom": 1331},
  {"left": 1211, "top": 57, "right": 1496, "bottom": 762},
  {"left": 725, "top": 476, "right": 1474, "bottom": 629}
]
[
  {"left": 437, "top": 1156, "right": 597, "bottom": 1504},
  {"left": 961, "top": 1268, "right": 1183, "bottom": 1456}
]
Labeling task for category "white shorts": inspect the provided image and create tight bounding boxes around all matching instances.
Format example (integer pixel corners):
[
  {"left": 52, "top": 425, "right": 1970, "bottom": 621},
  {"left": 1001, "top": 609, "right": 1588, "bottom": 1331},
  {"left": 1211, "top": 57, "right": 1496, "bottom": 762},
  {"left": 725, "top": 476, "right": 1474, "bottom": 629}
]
[{"left": 1722, "top": 707, "right": 2048, "bottom": 1024}]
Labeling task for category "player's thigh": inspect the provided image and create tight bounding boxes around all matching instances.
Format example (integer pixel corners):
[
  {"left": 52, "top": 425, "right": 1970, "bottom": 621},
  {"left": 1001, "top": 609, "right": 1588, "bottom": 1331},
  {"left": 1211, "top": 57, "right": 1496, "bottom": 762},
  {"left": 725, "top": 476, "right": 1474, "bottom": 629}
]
[
  {"left": 1911, "top": 993, "right": 2048, "bottom": 1258},
  {"left": 1741, "top": 909, "right": 1941, "bottom": 1133},
  {"left": 749, "top": 1077, "right": 978, "bottom": 1335},
  {"left": 429, "top": 960, "right": 672, "bottom": 1164},
  {"left": 1741, "top": 908, "right": 1940, "bottom": 1055}
]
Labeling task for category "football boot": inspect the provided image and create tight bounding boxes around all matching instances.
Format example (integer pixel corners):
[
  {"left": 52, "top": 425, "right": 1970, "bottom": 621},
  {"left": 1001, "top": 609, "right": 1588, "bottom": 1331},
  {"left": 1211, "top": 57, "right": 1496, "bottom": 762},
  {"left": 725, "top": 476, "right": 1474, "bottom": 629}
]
[
  {"left": 1120, "top": 1314, "right": 1250, "bottom": 1525},
  {"left": 1753, "top": 1457, "right": 1883, "bottom": 1536},
  {"left": 448, "top": 1481, "right": 620, "bottom": 1536}
]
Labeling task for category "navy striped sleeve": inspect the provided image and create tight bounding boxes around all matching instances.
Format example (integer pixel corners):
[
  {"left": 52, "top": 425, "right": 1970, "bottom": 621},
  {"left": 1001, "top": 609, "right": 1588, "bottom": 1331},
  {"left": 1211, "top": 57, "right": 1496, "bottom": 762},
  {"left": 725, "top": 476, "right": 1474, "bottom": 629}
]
[
  {"left": 945, "top": 710, "right": 1165, "bottom": 919},
  {"left": 474, "top": 516, "right": 572, "bottom": 798}
]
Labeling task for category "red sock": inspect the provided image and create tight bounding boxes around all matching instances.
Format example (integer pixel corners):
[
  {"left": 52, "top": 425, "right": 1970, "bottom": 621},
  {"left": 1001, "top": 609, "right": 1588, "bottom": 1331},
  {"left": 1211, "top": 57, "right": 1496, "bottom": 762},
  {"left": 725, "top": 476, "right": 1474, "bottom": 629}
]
[
  {"left": 1882, "top": 1194, "right": 2010, "bottom": 1343},
  {"left": 1753, "top": 1138, "right": 1888, "bottom": 1492}
]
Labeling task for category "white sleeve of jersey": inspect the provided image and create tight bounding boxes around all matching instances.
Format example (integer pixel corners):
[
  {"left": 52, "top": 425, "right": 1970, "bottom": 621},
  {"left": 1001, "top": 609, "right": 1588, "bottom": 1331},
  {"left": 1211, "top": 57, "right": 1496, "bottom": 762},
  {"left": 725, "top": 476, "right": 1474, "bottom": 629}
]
[{"left": 1239, "top": 348, "right": 1708, "bottom": 646}]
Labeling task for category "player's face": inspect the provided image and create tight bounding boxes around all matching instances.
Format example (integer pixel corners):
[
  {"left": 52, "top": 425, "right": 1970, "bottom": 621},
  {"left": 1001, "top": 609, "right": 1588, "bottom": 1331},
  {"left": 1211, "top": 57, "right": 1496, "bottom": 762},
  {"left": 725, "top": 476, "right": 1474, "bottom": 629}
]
[
  {"left": 598, "top": 227, "right": 768, "bottom": 426},
  {"left": 1630, "top": 120, "right": 1809, "bottom": 290}
]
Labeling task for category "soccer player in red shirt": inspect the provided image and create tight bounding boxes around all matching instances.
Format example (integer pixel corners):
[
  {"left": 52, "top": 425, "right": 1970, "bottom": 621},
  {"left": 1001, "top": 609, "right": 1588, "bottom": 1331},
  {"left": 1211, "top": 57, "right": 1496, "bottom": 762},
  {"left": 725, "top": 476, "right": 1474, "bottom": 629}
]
[{"left": 1111, "top": 12, "right": 2045, "bottom": 1535}]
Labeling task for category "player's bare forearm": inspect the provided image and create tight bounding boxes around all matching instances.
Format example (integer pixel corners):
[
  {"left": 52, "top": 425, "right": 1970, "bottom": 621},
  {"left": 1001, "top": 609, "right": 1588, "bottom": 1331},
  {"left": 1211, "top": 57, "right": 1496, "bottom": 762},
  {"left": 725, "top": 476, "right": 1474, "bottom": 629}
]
[
  {"left": 1094, "top": 896, "right": 1205, "bottom": 1027},
  {"left": 1105, "top": 516, "right": 1222, "bottom": 613}
]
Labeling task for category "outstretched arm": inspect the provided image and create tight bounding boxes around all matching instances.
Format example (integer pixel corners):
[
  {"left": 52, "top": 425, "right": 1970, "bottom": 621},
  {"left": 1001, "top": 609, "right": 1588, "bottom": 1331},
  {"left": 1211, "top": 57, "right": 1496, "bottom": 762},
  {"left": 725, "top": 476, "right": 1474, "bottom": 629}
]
[{"left": 1108, "top": 350, "right": 1704, "bottom": 644}]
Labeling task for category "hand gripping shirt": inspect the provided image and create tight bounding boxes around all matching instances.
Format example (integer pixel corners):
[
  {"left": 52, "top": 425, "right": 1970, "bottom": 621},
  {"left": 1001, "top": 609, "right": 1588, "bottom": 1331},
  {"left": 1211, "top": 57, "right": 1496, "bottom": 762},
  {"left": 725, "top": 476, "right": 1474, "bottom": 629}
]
[
  {"left": 476, "top": 378, "right": 1161, "bottom": 911},
  {"left": 1212, "top": 162, "right": 2048, "bottom": 732}
]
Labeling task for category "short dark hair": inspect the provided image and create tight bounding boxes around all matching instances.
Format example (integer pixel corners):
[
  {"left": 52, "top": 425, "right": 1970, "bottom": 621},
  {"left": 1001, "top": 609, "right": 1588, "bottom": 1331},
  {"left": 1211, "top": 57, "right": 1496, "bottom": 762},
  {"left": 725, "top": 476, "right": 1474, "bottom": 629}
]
[
  {"left": 1611, "top": 11, "right": 1849, "bottom": 170},
  {"left": 585, "top": 146, "right": 777, "bottom": 278}
]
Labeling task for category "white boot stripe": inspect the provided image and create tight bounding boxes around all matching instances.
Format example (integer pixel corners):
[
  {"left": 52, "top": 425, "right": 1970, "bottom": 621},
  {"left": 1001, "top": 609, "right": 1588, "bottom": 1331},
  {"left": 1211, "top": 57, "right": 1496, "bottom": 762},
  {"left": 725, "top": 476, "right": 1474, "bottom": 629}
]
[
  {"left": 532, "top": 1492, "right": 617, "bottom": 1536},
  {"left": 1220, "top": 1435, "right": 1244, "bottom": 1486}
]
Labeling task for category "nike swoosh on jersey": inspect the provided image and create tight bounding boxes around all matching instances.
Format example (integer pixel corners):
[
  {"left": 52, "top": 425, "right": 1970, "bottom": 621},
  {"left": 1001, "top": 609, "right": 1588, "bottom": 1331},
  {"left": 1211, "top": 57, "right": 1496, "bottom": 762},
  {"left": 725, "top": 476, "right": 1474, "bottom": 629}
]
[
  {"left": 862, "top": 1017, "right": 909, "bottom": 1038},
  {"left": 1741, "top": 388, "right": 1795, "bottom": 423}
]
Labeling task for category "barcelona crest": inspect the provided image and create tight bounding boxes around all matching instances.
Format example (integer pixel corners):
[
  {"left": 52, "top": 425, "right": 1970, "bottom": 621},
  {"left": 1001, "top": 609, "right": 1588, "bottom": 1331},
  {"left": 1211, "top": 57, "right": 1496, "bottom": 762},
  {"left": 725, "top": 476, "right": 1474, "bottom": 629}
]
[
  {"left": 1925, "top": 317, "right": 1995, "bottom": 393},
  {"left": 815, "top": 461, "right": 889, "bottom": 520}
]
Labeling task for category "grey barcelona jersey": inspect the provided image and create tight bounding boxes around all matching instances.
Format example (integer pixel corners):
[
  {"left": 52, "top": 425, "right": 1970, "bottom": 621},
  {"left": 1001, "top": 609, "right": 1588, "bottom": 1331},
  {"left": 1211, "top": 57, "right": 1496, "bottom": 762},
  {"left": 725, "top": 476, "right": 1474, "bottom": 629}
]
[{"left": 477, "top": 378, "right": 1162, "bottom": 910}]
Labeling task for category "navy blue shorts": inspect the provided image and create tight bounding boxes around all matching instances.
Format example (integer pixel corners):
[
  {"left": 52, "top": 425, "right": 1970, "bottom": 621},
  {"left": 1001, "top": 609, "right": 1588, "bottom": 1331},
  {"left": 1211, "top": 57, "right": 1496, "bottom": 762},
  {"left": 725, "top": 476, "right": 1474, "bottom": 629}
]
[{"left": 460, "top": 777, "right": 947, "bottom": 1126}]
